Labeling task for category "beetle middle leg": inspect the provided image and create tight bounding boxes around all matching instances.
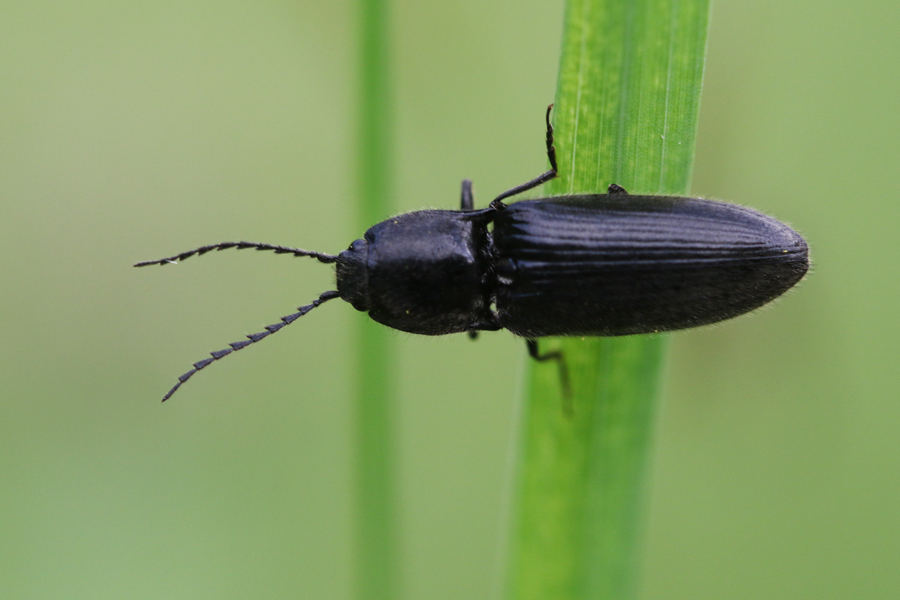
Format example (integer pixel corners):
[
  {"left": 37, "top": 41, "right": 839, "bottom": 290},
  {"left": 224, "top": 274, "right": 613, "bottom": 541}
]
[
  {"left": 526, "top": 339, "right": 573, "bottom": 414},
  {"left": 489, "top": 104, "right": 559, "bottom": 210}
]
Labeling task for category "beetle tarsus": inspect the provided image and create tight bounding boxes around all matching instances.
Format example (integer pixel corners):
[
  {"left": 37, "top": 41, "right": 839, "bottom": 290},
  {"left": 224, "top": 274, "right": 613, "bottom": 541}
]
[
  {"left": 545, "top": 104, "right": 558, "bottom": 173},
  {"left": 526, "top": 339, "right": 573, "bottom": 415}
]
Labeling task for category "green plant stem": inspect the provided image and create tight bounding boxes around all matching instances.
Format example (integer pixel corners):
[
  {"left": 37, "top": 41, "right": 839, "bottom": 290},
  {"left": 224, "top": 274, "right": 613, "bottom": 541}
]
[
  {"left": 508, "top": 0, "right": 710, "bottom": 599},
  {"left": 355, "top": 0, "right": 396, "bottom": 598}
]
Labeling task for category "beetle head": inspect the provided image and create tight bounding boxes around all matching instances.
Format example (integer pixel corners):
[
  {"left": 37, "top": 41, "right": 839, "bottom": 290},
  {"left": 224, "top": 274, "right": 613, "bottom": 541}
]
[{"left": 336, "top": 238, "right": 370, "bottom": 312}]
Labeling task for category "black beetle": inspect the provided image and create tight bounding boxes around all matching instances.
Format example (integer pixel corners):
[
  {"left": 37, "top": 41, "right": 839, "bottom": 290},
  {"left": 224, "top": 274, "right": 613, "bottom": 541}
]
[{"left": 137, "top": 106, "right": 808, "bottom": 401}]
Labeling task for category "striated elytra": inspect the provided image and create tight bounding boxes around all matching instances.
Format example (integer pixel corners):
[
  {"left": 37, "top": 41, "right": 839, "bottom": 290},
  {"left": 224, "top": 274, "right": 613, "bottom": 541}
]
[{"left": 136, "top": 106, "right": 808, "bottom": 401}]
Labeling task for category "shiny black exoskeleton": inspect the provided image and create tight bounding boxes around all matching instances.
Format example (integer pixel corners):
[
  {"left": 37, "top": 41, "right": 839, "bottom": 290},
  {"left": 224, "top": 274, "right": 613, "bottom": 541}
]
[
  {"left": 336, "top": 192, "right": 808, "bottom": 339},
  {"left": 137, "top": 106, "right": 808, "bottom": 401}
]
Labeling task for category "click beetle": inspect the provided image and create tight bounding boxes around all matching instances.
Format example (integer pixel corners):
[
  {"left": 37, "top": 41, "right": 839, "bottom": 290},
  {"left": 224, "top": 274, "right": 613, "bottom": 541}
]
[{"left": 136, "top": 106, "right": 809, "bottom": 402}]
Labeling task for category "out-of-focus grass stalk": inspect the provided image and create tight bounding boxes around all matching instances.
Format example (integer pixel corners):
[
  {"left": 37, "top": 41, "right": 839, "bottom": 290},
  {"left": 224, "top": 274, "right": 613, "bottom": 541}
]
[
  {"left": 507, "top": 1, "right": 710, "bottom": 599},
  {"left": 355, "top": 0, "right": 396, "bottom": 598}
]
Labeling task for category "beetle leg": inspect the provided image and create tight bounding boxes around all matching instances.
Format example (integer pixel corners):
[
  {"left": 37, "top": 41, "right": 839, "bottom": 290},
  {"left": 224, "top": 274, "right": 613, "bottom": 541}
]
[
  {"left": 526, "top": 339, "right": 573, "bottom": 414},
  {"left": 607, "top": 183, "right": 629, "bottom": 195},
  {"left": 544, "top": 103, "right": 558, "bottom": 173},
  {"left": 468, "top": 309, "right": 502, "bottom": 339},
  {"left": 489, "top": 105, "right": 559, "bottom": 210},
  {"left": 460, "top": 179, "right": 474, "bottom": 210},
  {"left": 467, "top": 315, "right": 501, "bottom": 338}
]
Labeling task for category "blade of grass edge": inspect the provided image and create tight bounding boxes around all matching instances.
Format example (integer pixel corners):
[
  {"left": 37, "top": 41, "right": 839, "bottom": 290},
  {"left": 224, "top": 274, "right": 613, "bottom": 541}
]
[
  {"left": 356, "top": 0, "right": 397, "bottom": 598},
  {"left": 507, "top": 1, "right": 710, "bottom": 599}
]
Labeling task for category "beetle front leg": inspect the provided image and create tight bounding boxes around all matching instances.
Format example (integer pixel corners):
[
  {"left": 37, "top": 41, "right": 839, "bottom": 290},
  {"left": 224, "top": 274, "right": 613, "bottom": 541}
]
[
  {"left": 526, "top": 338, "right": 572, "bottom": 414},
  {"left": 460, "top": 179, "right": 474, "bottom": 211},
  {"left": 489, "top": 104, "right": 559, "bottom": 210}
]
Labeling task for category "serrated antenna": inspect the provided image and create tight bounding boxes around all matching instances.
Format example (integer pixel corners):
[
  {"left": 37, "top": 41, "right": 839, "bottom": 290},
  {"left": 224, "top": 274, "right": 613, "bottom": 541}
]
[
  {"left": 159, "top": 291, "right": 341, "bottom": 402},
  {"left": 134, "top": 241, "right": 337, "bottom": 267}
]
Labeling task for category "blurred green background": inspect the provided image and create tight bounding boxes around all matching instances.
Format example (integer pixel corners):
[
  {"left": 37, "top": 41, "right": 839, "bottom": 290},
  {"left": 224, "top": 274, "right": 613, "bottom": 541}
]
[{"left": 1, "top": 0, "right": 897, "bottom": 598}]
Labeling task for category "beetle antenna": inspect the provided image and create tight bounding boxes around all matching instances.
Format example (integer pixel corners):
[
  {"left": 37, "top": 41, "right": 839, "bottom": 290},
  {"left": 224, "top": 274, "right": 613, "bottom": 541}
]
[
  {"left": 159, "top": 290, "right": 341, "bottom": 402},
  {"left": 134, "top": 241, "right": 338, "bottom": 267}
]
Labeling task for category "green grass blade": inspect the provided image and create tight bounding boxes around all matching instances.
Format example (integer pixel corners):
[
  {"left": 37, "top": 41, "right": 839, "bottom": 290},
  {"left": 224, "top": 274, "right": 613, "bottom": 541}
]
[
  {"left": 508, "top": 1, "right": 710, "bottom": 599},
  {"left": 355, "top": 0, "right": 397, "bottom": 598}
]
